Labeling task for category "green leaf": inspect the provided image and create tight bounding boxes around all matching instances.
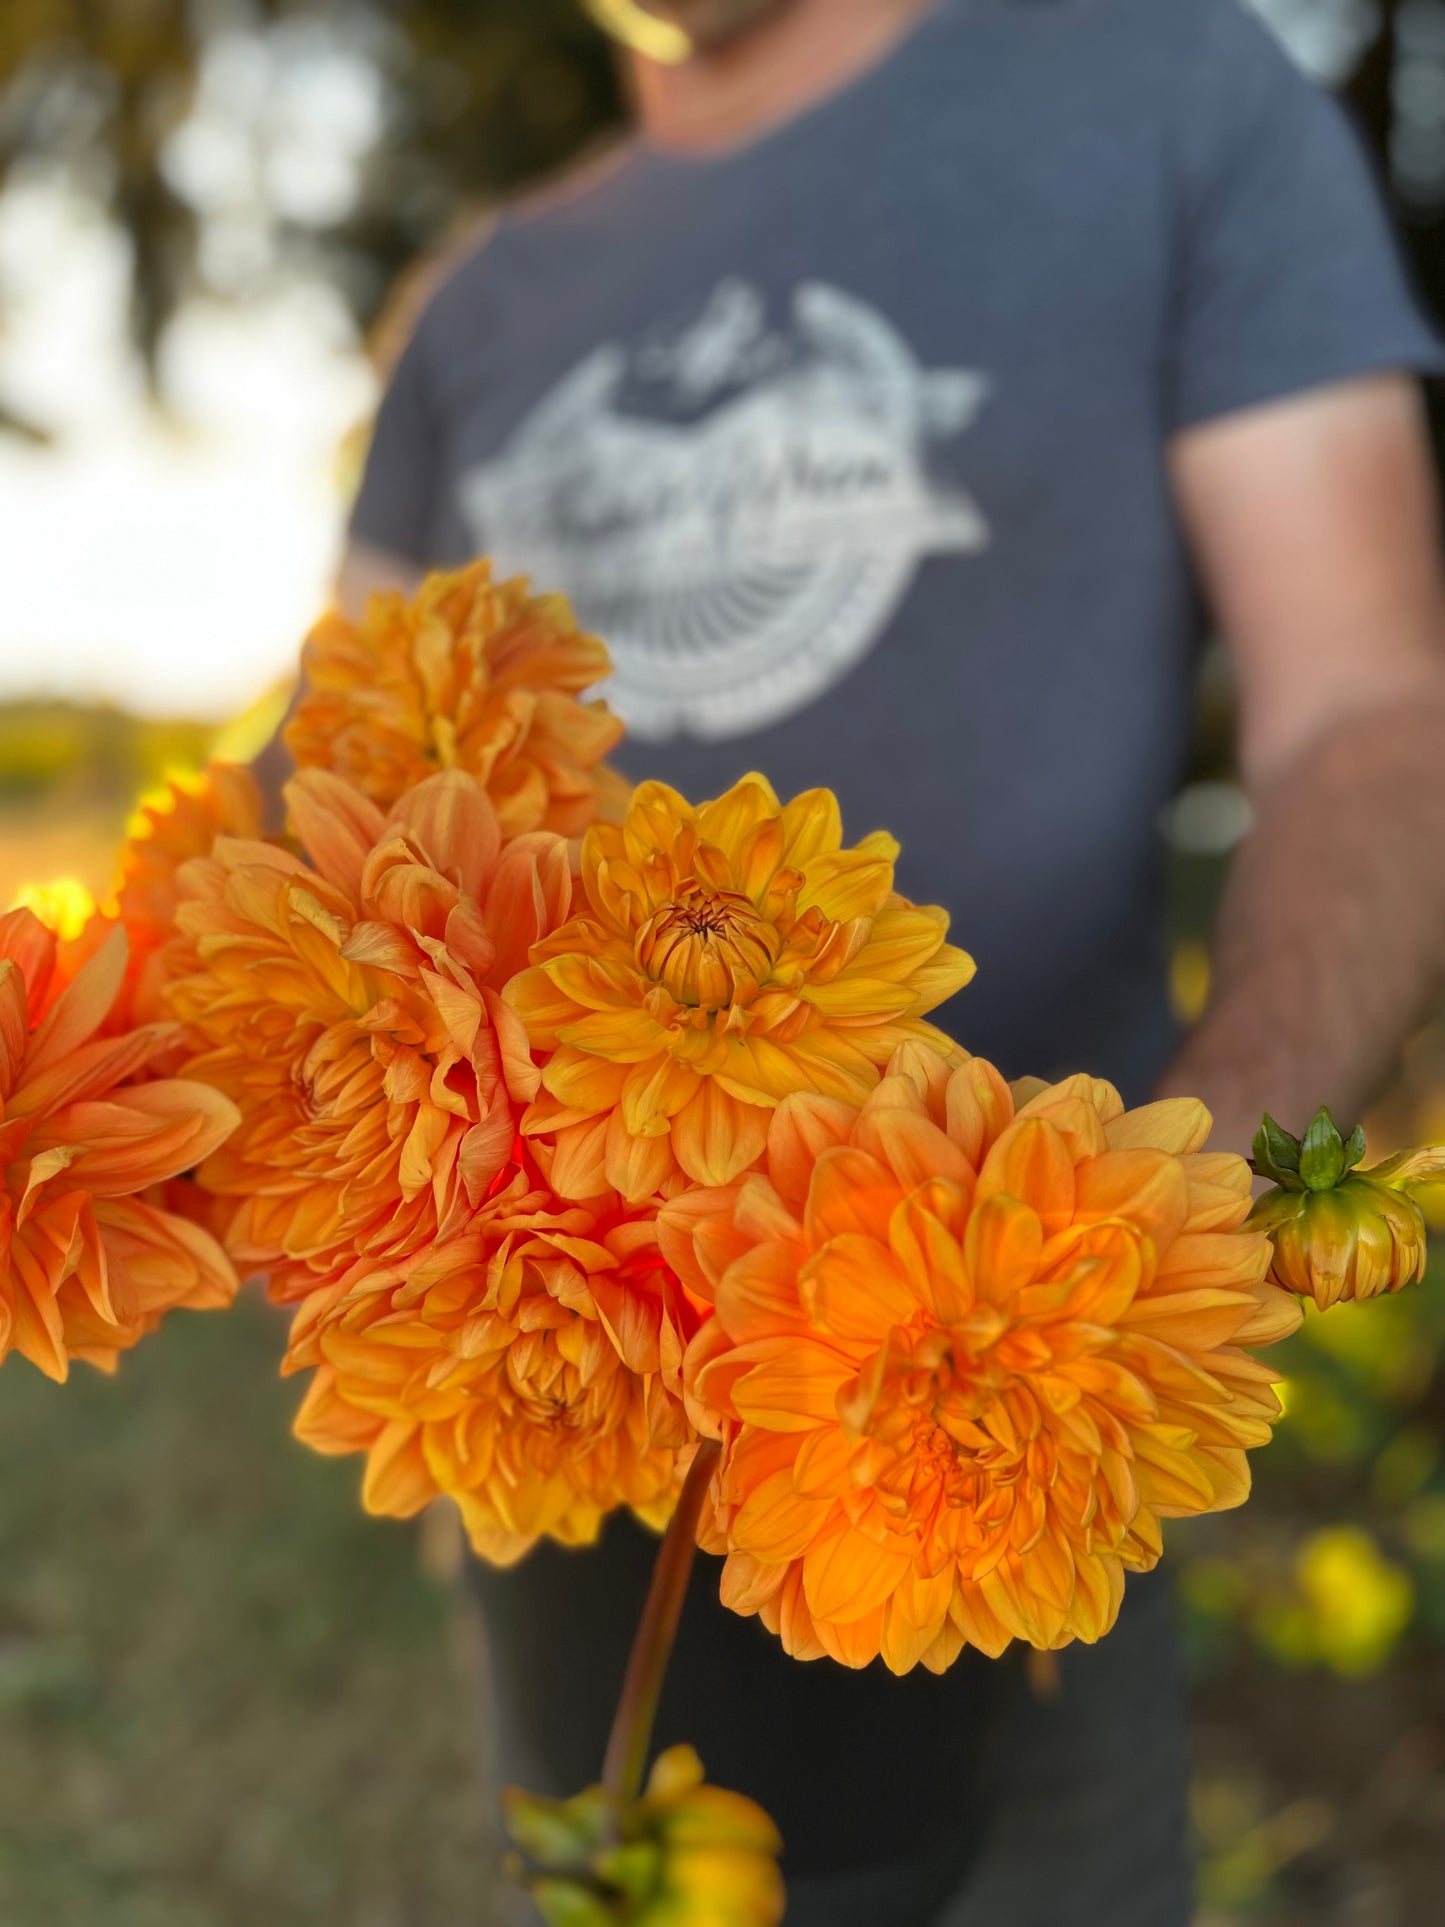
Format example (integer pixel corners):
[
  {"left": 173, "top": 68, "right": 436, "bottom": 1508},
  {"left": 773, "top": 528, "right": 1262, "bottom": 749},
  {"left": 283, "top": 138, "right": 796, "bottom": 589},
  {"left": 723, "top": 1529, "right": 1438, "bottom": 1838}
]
[
  {"left": 1342, "top": 1123, "right": 1368, "bottom": 1173},
  {"left": 1300, "top": 1107, "right": 1346, "bottom": 1191},
  {"left": 1253, "top": 1114, "right": 1304, "bottom": 1189}
]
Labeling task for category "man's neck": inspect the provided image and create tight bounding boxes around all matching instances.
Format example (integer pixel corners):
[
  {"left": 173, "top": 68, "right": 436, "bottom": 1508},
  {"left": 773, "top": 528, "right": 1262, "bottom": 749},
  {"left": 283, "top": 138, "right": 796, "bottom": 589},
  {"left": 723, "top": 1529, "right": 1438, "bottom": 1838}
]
[{"left": 629, "top": 0, "right": 936, "bottom": 155}]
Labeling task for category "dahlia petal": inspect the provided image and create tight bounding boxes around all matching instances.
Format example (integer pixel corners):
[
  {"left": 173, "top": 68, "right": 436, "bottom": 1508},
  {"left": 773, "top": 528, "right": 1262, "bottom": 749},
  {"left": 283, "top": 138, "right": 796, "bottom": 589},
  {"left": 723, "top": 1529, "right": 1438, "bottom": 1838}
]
[
  {"left": 557, "top": 1007, "right": 671, "bottom": 1064},
  {"left": 766, "top": 1093, "right": 859, "bottom": 1207},
  {"left": 604, "top": 1109, "right": 678, "bottom": 1204},
  {"left": 716, "top": 1241, "right": 814, "bottom": 1343},
  {"left": 731, "top": 1336, "right": 856, "bottom": 1431},
  {"left": 622, "top": 1054, "right": 702, "bottom": 1137},
  {"left": 286, "top": 771, "right": 388, "bottom": 899},
  {"left": 977, "top": 1117, "right": 1076, "bottom": 1235},
  {"left": 719, "top": 1551, "right": 790, "bottom": 1615},
  {"left": 945, "top": 1058, "right": 1015, "bottom": 1167},
  {"left": 0, "top": 908, "right": 57, "bottom": 1019},
  {"left": 733, "top": 1175, "right": 802, "bottom": 1245},
  {"left": 880, "top": 1564, "right": 955, "bottom": 1675},
  {"left": 791, "top": 1424, "right": 855, "bottom": 1499},
  {"left": 546, "top": 1117, "right": 612, "bottom": 1201},
  {"left": 766, "top": 1565, "right": 828, "bottom": 1661},
  {"left": 7, "top": 1227, "right": 71, "bottom": 1380},
  {"left": 850, "top": 907, "right": 950, "bottom": 983},
  {"left": 733, "top": 1466, "right": 835, "bottom": 1562},
  {"left": 799, "top": 1234, "right": 916, "bottom": 1344},
  {"left": 697, "top": 779, "right": 783, "bottom": 873},
  {"left": 539, "top": 949, "right": 640, "bottom": 1014},
  {"left": 803, "top": 1146, "right": 897, "bottom": 1245},
  {"left": 889, "top": 1186, "right": 972, "bottom": 1323},
  {"left": 804, "top": 1522, "right": 910, "bottom": 1625},
  {"left": 965, "top": 1194, "right": 1045, "bottom": 1308},
  {"left": 360, "top": 1418, "right": 439, "bottom": 1517},
  {"left": 392, "top": 770, "right": 504, "bottom": 901},
  {"left": 542, "top": 1046, "right": 631, "bottom": 1115},
  {"left": 502, "top": 964, "right": 581, "bottom": 1048},
  {"left": 673, "top": 1084, "right": 770, "bottom": 1189},
  {"left": 1105, "top": 1099, "right": 1212, "bottom": 1156},
  {"left": 796, "top": 846, "right": 896, "bottom": 922},
  {"left": 899, "top": 946, "right": 977, "bottom": 1013},
  {"left": 799, "top": 977, "right": 918, "bottom": 1023},
  {"left": 21, "top": 923, "right": 127, "bottom": 1084},
  {"left": 855, "top": 1089, "right": 975, "bottom": 1195},
  {"left": 0, "top": 959, "right": 29, "bottom": 1097}
]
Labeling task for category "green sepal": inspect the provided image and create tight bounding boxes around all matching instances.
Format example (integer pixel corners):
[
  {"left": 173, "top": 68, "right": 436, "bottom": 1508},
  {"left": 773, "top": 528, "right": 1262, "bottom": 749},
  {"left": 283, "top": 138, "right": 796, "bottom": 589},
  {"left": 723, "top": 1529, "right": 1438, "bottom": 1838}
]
[
  {"left": 1252, "top": 1114, "right": 1304, "bottom": 1190},
  {"left": 595, "top": 1840, "right": 664, "bottom": 1904},
  {"left": 503, "top": 1787, "right": 610, "bottom": 1874},
  {"left": 1299, "top": 1107, "right": 1347, "bottom": 1191},
  {"left": 531, "top": 1877, "right": 617, "bottom": 1927},
  {"left": 1342, "top": 1123, "right": 1368, "bottom": 1173}
]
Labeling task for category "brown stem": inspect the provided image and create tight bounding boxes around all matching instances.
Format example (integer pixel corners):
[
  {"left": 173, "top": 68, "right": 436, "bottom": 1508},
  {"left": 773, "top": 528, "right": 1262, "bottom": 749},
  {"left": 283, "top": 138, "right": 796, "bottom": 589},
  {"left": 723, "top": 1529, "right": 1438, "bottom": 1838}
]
[{"left": 602, "top": 1438, "right": 722, "bottom": 1806}]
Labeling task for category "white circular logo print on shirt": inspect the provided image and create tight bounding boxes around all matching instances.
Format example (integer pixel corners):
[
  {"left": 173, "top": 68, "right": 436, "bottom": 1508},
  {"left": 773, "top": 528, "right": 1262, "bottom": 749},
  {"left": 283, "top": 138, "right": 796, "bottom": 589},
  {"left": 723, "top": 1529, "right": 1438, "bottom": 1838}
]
[{"left": 460, "top": 280, "right": 991, "bottom": 742}]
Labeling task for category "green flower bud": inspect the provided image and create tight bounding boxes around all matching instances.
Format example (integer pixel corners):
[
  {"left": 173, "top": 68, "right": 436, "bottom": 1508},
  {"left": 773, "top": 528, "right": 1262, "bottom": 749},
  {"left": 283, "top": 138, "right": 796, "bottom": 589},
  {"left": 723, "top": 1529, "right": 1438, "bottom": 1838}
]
[
  {"left": 504, "top": 1747, "right": 785, "bottom": 1927},
  {"left": 1249, "top": 1110, "right": 1445, "bottom": 1310}
]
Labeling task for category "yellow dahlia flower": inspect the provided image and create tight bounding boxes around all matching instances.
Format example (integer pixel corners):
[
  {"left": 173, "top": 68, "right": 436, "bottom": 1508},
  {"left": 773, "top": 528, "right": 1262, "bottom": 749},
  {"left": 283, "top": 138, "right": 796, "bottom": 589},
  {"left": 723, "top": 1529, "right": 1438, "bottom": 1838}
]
[
  {"left": 1, "top": 909, "right": 239, "bottom": 1379},
  {"left": 1249, "top": 1109, "right": 1445, "bottom": 1309},
  {"left": 286, "top": 1150, "right": 702, "bottom": 1563},
  {"left": 167, "top": 768, "right": 570, "bottom": 1302},
  {"left": 506, "top": 775, "right": 974, "bottom": 1207},
  {"left": 286, "top": 562, "right": 628, "bottom": 837},
  {"left": 664, "top": 1044, "right": 1300, "bottom": 1673},
  {"left": 505, "top": 1744, "right": 784, "bottom": 1927}
]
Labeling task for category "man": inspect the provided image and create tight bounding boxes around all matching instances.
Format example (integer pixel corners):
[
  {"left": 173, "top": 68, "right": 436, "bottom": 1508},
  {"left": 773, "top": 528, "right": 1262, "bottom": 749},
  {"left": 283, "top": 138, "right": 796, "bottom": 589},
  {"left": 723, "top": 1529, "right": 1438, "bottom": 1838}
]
[{"left": 337, "top": 2, "right": 1445, "bottom": 1920}]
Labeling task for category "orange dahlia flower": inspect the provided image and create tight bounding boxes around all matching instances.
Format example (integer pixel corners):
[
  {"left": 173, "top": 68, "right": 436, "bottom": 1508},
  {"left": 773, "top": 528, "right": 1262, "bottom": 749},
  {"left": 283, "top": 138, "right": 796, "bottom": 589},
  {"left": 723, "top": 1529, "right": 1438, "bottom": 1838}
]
[
  {"left": 506, "top": 776, "right": 974, "bottom": 1207},
  {"left": 286, "top": 1146, "right": 702, "bottom": 1563},
  {"left": 663, "top": 1044, "right": 1301, "bottom": 1674},
  {"left": 113, "top": 763, "right": 265, "bottom": 1027},
  {"left": 1, "top": 909, "right": 239, "bottom": 1379},
  {"left": 285, "top": 562, "right": 628, "bottom": 837},
  {"left": 167, "top": 768, "right": 571, "bottom": 1302}
]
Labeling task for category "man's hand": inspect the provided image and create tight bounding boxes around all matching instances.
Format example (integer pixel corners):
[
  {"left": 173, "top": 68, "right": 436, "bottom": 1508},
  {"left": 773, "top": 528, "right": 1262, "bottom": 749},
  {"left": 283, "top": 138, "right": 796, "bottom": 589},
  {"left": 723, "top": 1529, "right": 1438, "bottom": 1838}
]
[{"left": 1162, "top": 372, "right": 1445, "bottom": 1154}]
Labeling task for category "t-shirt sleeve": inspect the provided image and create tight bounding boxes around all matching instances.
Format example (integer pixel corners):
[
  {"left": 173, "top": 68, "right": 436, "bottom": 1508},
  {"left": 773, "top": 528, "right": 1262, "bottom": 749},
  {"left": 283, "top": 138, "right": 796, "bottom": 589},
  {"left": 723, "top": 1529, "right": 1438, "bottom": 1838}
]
[
  {"left": 347, "top": 316, "right": 440, "bottom": 566},
  {"left": 1167, "top": 0, "right": 1445, "bottom": 431}
]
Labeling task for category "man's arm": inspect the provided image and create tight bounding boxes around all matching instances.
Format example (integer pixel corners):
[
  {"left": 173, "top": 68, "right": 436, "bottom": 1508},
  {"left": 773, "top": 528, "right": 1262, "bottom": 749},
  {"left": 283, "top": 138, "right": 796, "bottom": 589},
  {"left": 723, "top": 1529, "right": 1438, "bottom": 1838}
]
[{"left": 1161, "top": 372, "right": 1445, "bottom": 1153}]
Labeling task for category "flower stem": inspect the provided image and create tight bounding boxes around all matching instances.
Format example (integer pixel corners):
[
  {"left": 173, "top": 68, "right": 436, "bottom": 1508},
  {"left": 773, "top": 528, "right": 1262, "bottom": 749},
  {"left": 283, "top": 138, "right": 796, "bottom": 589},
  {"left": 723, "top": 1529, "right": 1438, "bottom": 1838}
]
[{"left": 602, "top": 1439, "right": 722, "bottom": 1807}]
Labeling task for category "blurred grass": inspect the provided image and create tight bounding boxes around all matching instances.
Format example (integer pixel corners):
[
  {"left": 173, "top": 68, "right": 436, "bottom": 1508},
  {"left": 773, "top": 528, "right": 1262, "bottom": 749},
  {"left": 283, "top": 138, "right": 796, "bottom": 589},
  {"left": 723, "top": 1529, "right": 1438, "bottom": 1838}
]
[{"left": 0, "top": 1291, "right": 491, "bottom": 1927}]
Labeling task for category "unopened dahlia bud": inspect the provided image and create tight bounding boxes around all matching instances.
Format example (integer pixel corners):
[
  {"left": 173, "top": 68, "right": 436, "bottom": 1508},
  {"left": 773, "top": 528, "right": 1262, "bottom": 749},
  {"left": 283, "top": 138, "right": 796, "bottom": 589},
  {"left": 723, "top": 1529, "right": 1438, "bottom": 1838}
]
[
  {"left": 504, "top": 1747, "right": 784, "bottom": 1927},
  {"left": 1249, "top": 1109, "right": 1445, "bottom": 1310}
]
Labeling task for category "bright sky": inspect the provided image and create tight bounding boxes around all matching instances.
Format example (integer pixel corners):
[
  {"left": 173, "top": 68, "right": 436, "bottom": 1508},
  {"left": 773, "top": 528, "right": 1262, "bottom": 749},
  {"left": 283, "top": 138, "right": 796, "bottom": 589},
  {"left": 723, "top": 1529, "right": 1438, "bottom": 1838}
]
[{"left": 0, "top": 173, "right": 374, "bottom": 721}]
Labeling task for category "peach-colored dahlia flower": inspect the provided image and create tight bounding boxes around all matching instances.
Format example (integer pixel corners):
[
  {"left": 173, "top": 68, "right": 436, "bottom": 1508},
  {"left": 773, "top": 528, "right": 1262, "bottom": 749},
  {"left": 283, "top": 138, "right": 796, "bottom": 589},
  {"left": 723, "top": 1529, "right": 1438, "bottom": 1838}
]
[
  {"left": 286, "top": 562, "right": 628, "bottom": 836},
  {"left": 286, "top": 1145, "right": 702, "bottom": 1563},
  {"left": 167, "top": 768, "right": 570, "bottom": 1302},
  {"left": 664, "top": 1045, "right": 1301, "bottom": 1674}
]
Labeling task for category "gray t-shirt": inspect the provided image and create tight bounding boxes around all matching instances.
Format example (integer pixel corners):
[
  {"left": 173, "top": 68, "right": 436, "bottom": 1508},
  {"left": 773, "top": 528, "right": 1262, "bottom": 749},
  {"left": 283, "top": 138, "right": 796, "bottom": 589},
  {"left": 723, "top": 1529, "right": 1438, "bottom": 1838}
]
[{"left": 353, "top": 0, "right": 1441, "bottom": 1109}]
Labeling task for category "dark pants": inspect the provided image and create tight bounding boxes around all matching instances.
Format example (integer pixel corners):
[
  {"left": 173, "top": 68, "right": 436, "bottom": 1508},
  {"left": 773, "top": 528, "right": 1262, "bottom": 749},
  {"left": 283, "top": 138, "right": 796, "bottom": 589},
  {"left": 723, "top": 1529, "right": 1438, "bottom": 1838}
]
[{"left": 473, "top": 1518, "right": 1191, "bottom": 1926}]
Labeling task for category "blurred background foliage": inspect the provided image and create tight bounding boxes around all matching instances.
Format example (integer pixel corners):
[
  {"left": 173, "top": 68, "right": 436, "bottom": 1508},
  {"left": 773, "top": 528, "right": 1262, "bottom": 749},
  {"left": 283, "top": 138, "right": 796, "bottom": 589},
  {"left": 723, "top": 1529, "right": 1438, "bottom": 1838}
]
[{"left": 2, "top": 4, "right": 1445, "bottom": 1924}]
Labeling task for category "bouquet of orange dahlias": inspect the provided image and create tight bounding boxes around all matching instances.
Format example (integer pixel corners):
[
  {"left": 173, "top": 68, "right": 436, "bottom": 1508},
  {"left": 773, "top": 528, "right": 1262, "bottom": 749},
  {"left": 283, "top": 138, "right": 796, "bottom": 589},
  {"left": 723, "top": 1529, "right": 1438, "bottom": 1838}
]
[{"left": 13, "top": 557, "right": 1443, "bottom": 1923}]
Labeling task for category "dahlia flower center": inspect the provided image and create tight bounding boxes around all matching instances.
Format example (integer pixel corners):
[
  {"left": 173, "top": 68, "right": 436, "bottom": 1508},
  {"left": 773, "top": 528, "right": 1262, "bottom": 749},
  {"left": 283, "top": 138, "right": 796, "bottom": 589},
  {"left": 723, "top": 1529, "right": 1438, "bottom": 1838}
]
[
  {"left": 856, "top": 1324, "right": 1023, "bottom": 1506},
  {"left": 635, "top": 884, "right": 781, "bottom": 1010}
]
